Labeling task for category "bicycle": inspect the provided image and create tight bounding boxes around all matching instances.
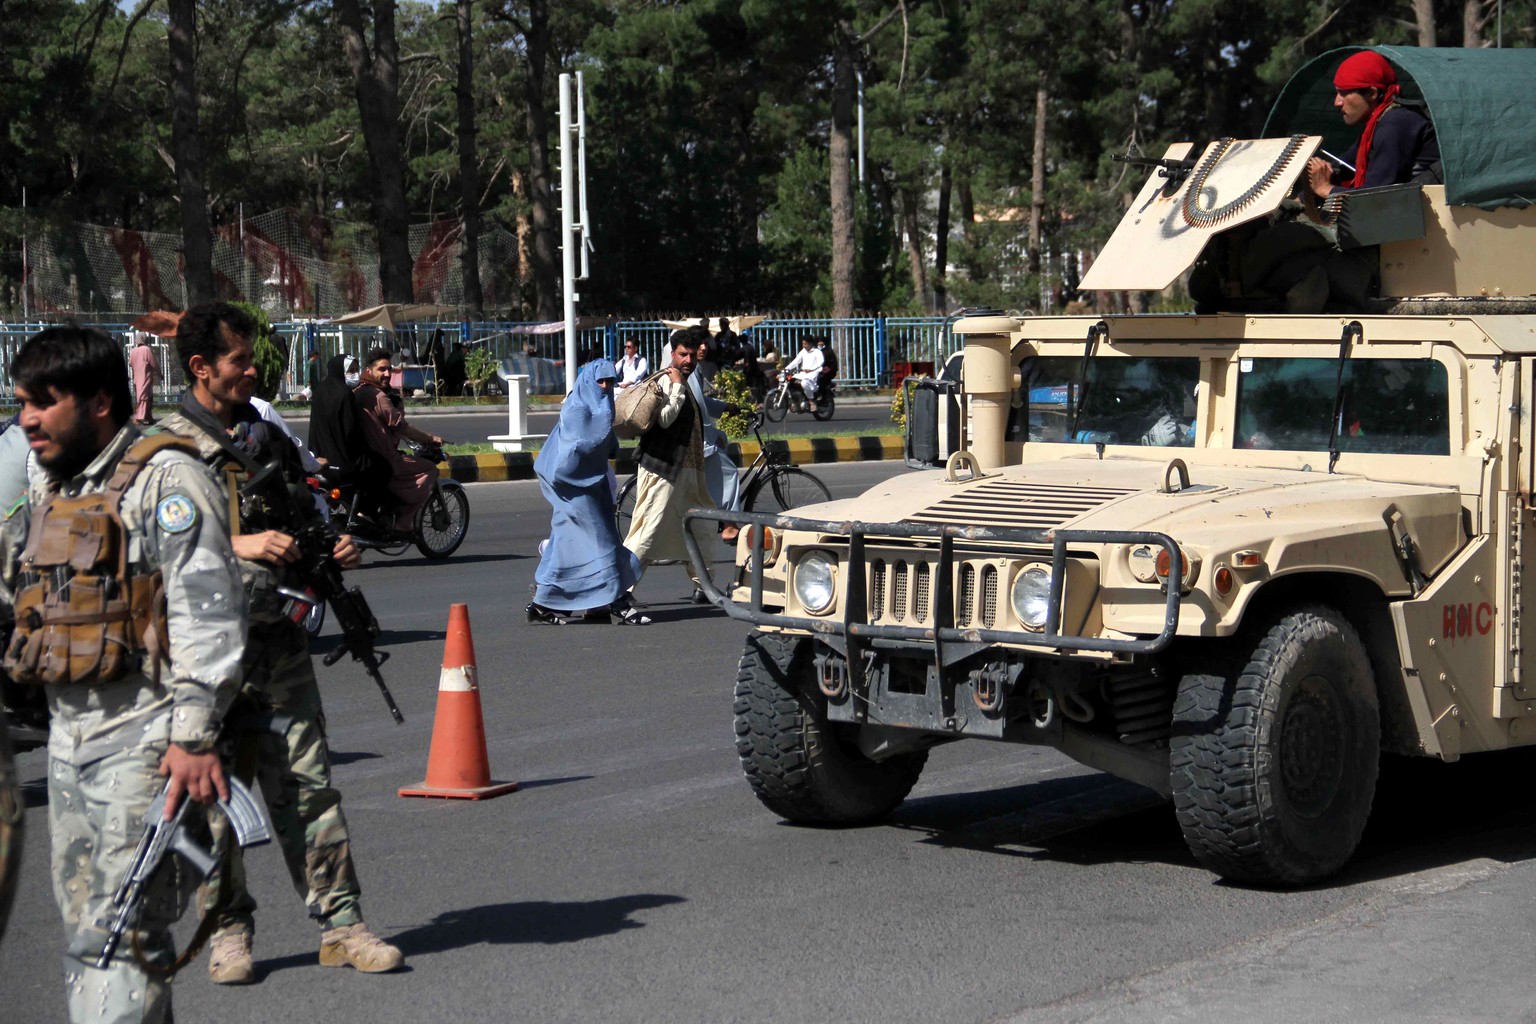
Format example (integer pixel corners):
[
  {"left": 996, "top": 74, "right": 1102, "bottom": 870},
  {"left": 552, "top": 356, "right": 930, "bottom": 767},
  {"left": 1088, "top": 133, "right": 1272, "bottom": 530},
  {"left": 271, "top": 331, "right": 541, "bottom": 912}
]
[{"left": 615, "top": 410, "right": 832, "bottom": 536}]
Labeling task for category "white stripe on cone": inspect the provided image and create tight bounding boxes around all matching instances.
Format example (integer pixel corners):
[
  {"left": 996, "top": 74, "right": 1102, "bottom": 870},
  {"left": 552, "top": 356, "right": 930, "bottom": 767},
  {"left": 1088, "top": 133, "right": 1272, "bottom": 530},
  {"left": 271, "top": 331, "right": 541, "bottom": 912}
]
[{"left": 439, "top": 665, "right": 479, "bottom": 692}]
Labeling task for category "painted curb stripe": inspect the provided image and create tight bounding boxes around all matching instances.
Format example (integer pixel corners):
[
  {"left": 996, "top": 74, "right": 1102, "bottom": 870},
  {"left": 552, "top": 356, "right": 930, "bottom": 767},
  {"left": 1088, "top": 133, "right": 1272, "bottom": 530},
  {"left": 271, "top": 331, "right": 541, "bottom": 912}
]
[{"left": 437, "top": 434, "right": 907, "bottom": 484}]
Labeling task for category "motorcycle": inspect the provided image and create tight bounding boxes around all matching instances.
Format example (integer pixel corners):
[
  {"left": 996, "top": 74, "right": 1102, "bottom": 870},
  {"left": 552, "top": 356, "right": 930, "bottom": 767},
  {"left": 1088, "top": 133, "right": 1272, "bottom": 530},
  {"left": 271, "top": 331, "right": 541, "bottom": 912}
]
[
  {"left": 314, "top": 441, "right": 471, "bottom": 561},
  {"left": 763, "top": 371, "right": 836, "bottom": 423}
]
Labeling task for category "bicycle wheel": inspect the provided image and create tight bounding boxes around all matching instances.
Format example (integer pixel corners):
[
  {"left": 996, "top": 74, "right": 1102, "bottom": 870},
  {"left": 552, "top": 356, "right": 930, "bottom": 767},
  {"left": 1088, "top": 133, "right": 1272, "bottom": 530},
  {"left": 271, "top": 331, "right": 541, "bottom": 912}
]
[
  {"left": 745, "top": 466, "right": 832, "bottom": 513},
  {"left": 764, "top": 388, "right": 789, "bottom": 422},
  {"left": 415, "top": 482, "right": 471, "bottom": 558},
  {"left": 615, "top": 475, "right": 639, "bottom": 536}
]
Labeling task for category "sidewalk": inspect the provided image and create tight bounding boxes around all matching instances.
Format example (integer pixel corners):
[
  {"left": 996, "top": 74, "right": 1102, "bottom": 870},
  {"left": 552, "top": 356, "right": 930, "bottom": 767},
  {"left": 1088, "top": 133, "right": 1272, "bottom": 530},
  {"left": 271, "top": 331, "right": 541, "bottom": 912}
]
[
  {"left": 441, "top": 433, "right": 906, "bottom": 483},
  {"left": 1004, "top": 855, "right": 1536, "bottom": 1024}
]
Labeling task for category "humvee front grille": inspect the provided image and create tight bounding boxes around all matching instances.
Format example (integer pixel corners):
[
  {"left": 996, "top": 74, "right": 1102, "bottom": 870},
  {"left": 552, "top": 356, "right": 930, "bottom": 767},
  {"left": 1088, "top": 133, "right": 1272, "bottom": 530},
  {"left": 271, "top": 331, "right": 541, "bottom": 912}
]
[
  {"left": 892, "top": 561, "right": 909, "bottom": 622},
  {"left": 981, "top": 565, "right": 998, "bottom": 627},
  {"left": 682, "top": 507, "right": 1184, "bottom": 656},
  {"left": 871, "top": 561, "right": 887, "bottom": 621},
  {"left": 906, "top": 479, "right": 1135, "bottom": 531},
  {"left": 958, "top": 565, "right": 975, "bottom": 626}
]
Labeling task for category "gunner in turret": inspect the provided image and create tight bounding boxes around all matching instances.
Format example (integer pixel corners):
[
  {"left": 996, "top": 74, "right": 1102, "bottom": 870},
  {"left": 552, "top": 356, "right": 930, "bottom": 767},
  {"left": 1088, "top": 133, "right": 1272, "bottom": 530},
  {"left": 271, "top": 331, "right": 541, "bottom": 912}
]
[{"left": 1304, "top": 50, "right": 1440, "bottom": 200}]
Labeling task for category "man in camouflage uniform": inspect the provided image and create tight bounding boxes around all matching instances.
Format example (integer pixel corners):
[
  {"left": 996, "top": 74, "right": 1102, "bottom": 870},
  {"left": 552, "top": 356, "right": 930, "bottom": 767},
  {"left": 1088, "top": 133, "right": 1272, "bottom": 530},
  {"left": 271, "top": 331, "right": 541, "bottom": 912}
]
[
  {"left": 4, "top": 324, "right": 248, "bottom": 1023},
  {"left": 160, "top": 303, "right": 402, "bottom": 983}
]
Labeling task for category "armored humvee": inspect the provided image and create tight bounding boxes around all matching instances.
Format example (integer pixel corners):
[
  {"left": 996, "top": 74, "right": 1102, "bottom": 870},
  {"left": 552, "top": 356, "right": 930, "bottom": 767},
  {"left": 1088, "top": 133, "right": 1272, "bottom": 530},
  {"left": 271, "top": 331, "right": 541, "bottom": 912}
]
[{"left": 684, "top": 46, "right": 1536, "bottom": 885}]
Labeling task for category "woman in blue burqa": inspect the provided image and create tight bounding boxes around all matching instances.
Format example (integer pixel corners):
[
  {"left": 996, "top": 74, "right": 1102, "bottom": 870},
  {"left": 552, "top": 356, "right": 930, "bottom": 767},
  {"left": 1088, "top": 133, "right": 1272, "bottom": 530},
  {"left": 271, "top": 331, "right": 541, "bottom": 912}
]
[{"left": 527, "top": 358, "right": 650, "bottom": 625}]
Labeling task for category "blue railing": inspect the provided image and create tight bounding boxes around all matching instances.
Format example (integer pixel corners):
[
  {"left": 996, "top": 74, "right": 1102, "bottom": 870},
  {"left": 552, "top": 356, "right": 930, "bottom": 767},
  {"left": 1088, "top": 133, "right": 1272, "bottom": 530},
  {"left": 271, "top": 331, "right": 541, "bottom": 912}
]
[{"left": 0, "top": 315, "right": 965, "bottom": 400}]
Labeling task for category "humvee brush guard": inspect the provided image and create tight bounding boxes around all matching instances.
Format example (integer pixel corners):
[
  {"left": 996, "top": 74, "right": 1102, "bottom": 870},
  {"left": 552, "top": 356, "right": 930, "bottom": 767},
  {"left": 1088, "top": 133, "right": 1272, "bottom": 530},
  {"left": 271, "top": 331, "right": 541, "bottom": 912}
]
[{"left": 683, "top": 46, "right": 1536, "bottom": 886}]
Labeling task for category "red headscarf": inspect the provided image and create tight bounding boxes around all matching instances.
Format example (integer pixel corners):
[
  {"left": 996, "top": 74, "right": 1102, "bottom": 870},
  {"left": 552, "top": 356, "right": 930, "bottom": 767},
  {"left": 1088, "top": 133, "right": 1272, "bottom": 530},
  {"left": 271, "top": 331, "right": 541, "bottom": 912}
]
[{"left": 1333, "top": 51, "right": 1400, "bottom": 188}]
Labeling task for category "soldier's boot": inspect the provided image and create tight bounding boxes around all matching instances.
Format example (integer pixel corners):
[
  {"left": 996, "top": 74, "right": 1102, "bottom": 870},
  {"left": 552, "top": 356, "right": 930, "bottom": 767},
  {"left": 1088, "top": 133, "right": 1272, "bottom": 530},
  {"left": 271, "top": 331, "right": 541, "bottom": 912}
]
[
  {"left": 319, "top": 923, "right": 405, "bottom": 973},
  {"left": 208, "top": 926, "right": 256, "bottom": 985}
]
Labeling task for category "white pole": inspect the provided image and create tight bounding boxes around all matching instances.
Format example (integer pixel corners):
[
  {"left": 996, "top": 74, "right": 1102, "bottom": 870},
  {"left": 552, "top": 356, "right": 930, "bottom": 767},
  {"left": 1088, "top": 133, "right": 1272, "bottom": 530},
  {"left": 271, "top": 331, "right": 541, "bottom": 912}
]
[
  {"left": 576, "top": 71, "right": 591, "bottom": 281},
  {"left": 559, "top": 72, "right": 578, "bottom": 395},
  {"left": 857, "top": 69, "right": 865, "bottom": 184},
  {"left": 21, "top": 187, "right": 29, "bottom": 319}
]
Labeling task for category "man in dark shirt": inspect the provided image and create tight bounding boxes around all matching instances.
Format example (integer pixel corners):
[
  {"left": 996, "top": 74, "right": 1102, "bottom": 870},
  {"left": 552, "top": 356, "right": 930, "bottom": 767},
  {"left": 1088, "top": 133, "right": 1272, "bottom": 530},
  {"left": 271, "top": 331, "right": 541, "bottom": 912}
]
[{"left": 1305, "top": 50, "right": 1439, "bottom": 199}]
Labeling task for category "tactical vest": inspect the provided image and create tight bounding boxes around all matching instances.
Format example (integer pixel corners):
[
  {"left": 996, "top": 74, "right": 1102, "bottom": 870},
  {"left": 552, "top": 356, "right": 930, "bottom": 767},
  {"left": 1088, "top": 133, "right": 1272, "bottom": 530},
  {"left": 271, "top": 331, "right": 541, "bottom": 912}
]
[{"left": 2, "top": 434, "right": 197, "bottom": 687}]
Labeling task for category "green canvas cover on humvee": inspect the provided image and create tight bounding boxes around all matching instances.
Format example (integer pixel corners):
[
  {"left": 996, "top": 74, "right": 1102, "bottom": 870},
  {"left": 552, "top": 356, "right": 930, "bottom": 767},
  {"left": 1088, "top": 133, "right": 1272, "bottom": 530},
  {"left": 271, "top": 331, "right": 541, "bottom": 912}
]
[{"left": 1264, "top": 45, "right": 1536, "bottom": 210}]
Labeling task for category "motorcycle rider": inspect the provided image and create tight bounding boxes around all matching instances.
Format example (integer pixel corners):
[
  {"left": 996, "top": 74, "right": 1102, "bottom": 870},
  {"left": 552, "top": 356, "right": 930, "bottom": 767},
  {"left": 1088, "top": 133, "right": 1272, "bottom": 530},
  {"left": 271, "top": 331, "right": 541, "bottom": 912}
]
[
  {"left": 781, "top": 336, "right": 826, "bottom": 412},
  {"left": 308, "top": 354, "right": 392, "bottom": 521},
  {"left": 354, "top": 348, "right": 444, "bottom": 533},
  {"left": 815, "top": 336, "right": 838, "bottom": 401}
]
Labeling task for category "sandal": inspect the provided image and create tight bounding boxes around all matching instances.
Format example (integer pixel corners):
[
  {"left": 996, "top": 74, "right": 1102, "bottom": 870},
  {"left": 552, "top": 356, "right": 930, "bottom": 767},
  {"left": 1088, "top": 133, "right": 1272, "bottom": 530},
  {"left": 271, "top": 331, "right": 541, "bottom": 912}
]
[
  {"left": 610, "top": 602, "right": 652, "bottom": 626},
  {"left": 525, "top": 602, "right": 570, "bottom": 625}
]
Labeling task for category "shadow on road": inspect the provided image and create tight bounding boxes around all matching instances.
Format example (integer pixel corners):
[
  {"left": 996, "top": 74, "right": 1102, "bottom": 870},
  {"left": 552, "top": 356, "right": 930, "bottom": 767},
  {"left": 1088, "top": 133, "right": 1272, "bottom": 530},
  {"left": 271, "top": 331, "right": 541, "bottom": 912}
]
[
  {"left": 311, "top": 630, "right": 445, "bottom": 658},
  {"left": 513, "top": 775, "right": 594, "bottom": 791},
  {"left": 253, "top": 895, "right": 685, "bottom": 977},
  {"left": 328, "top": 750, "right": 384, "bottom": 766},
  {"left": 360, "top": 552, "right": 529, "bottom": 570},
  {"left": 393, "top": 895, "right": 688, "bottom": 954},
  {"left": 884, "top": 746, "right": 1536, "bottom": 890}
]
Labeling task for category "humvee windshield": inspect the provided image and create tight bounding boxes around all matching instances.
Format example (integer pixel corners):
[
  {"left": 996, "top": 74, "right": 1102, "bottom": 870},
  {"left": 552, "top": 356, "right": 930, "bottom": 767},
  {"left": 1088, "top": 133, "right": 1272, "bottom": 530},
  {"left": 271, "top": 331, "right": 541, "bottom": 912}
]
[
  {"left": 1237, "top": 358, "right": 1449, "bottom": 455},
  {"left": 1014, "top": 355, "right": 1449, "bottom": 455},
  {"left": 1018, "top": 356, "right": 1200, "bottom": 445}
]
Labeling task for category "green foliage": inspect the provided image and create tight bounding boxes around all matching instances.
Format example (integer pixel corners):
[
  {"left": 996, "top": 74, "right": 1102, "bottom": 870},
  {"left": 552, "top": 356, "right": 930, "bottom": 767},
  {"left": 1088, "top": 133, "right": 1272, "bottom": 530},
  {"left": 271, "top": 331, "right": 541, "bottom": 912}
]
[
  {"left": 889, "top": 382, "right": 906, "bottom": 433},
  {"left": 3, "top": 0, "right": 1533, "bottom": 320},
  {"left": 229, "top": 301, "right": 285, "bottom": 401},
  {"left": 464, "top": 347, "right": 498, "bottom": 393},
  {"left": 713, "top": 368, "right": 754, "bottom": 438}
]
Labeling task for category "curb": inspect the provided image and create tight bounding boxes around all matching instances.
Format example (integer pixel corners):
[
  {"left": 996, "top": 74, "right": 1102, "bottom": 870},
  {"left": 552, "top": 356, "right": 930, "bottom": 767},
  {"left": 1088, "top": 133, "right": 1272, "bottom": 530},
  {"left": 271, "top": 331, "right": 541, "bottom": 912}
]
[{"left": 438, "top": 434, "right": 905, "bottom": 483}]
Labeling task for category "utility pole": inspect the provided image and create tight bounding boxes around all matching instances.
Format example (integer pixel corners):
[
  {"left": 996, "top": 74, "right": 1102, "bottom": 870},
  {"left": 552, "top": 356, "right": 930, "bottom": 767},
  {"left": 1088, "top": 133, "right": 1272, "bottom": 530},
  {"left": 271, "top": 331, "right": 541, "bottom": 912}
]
[{"left": 558, "top": 71, "right": 592, "bottom": 395}]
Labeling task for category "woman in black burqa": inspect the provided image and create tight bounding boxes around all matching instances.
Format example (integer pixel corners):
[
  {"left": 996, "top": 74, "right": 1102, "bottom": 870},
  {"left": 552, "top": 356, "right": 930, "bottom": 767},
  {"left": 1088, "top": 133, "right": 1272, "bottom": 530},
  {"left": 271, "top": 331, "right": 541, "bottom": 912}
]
[{"left": 309, "top": 353, "right": 391, "bottom": 510}]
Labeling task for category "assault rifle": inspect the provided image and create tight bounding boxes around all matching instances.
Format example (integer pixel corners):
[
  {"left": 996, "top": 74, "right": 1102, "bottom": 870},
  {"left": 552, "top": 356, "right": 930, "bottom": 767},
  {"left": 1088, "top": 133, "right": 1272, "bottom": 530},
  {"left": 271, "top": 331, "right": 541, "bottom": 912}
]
[
  {"left": 239, "top": 460, "right": 404, "bottom": 724},
  {"left": 98, "top": 778, "right": 269, "bottom": 968}
]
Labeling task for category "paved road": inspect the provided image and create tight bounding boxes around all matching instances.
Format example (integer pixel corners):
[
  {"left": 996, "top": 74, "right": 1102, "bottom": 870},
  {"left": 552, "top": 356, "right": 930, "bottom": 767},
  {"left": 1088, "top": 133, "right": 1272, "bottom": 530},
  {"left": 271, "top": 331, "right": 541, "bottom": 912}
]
[
  {"left": 284, "top": 401, "right": 897, "bottom": 449},
  {"left": 5, "top": 461, "right": 1535, "bottom": 1023}
]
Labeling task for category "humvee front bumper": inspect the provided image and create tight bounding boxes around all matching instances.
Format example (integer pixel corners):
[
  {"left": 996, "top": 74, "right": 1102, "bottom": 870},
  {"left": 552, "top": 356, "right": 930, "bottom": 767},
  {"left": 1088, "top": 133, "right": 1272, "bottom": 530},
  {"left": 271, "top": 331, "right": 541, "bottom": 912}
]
[{"left": 681, "top": 508, "right": 1183, "bottom": 658}]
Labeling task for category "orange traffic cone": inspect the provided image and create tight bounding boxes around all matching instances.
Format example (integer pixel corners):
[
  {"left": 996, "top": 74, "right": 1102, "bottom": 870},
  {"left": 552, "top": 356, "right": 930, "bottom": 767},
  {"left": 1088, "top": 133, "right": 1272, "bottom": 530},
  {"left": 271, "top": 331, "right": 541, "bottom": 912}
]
[{"left": 399, "top": 604, "right": 519, "bottom": 800}]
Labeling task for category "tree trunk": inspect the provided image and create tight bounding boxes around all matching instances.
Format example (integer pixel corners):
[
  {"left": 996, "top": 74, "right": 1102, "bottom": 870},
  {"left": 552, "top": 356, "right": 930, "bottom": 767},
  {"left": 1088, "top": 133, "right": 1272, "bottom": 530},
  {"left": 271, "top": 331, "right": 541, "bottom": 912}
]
[
  {"left": 934, "top": 155, "right": 951, "bottom": 313},
  {"left": 958, "top": 176, "right": 975, "bottom": 238},
  {"left": 167, "top": 0, "right": 214, "bottom": 307},
  {"left": 336, "top": 0, "right": 414, "bottom": 302},
  {"left": 899, "top": 187, "right": 927, "bottom": 307},
  {"left": 1029, "top": 82, "right": 1047, "bottom": 283},
  {"left": 829, "top": 37, "right": 857, "bottom": 318},
  {"left": 522, "top": 0, "right": 558, "bottom": 320},
  {"left": 1463, "top": 0, "right": 1485, "bottom": 46},
  {"left": 1414, "top": 0, "right": 1437, "bottom": 46},
  {"left": 456, "top": 0, "right": 483, "bottom": 313},
  {"left": 512, "top": 166, "right": 533, "bottom": 306}
]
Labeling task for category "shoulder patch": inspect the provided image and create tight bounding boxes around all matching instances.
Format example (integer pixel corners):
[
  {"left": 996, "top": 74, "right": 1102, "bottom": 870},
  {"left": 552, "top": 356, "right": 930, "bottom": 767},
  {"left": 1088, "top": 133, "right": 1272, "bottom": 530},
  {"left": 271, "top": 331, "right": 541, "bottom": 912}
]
[
  {"left": 155, "top": 494, "right": 198, "bottom": 534},
  {"left": 4, "top": 495, "right": 25, "bottom": 519}
]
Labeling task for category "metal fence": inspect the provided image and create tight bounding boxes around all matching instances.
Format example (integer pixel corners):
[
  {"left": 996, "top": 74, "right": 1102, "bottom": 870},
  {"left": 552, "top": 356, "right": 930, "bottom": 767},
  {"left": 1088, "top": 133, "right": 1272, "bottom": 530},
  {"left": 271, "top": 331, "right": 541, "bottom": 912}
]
[{"left": 0, "top": 315, "right": 964, "bottom": 401}]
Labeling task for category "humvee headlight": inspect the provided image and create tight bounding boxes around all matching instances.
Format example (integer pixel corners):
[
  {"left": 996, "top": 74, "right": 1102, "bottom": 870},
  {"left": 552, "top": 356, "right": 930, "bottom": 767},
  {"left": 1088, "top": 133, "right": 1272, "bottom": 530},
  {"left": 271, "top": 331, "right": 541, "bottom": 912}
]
[
  {"left": 1010, "top": 566, "right": 1053, "bottom": 631},
  {"left": 794, "top": 552, "right": 837, "bottom": 614},
  {"left": 1128, "top": 545, "right": 1160, "bottom": 584}
]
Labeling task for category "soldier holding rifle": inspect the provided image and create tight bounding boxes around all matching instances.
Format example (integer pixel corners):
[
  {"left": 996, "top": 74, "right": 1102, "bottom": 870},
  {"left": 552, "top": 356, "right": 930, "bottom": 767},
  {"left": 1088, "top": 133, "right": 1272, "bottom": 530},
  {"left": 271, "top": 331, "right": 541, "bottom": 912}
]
[
  {"left": 161, "top": 303, "right": 403, "bottom": 984},
  {"left": 1, "top": 324, "right": 248, "bottom": 1022}
]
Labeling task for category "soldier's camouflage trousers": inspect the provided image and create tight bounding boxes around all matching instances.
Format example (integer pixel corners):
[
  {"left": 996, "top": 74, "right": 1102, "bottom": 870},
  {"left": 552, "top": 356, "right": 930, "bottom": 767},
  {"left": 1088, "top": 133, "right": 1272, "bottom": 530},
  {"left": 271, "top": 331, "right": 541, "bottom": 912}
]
[
  {"left": 51, "top": 741, "right": 196, "bottom": 1024},
  {"left": 212, "top": 617, "right": 362, "bottom": 936}
]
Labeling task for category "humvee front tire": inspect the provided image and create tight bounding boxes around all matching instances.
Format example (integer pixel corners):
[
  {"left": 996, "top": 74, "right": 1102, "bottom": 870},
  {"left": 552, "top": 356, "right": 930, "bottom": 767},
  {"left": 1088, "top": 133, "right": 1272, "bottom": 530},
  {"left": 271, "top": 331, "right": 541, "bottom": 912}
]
[
  {"left": 734, "top": 632, "right": 927, "bottom": 823},
  {"left": 1169, "top": 606, "right": 1379, "bottom": 886}
]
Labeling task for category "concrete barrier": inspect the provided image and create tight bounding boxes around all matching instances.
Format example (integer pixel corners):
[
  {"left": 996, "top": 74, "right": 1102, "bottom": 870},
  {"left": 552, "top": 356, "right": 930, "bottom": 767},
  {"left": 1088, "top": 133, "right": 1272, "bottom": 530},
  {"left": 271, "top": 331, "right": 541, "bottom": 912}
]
[{"left": 436, "top": 434, "right": 905, "bottom": 483}]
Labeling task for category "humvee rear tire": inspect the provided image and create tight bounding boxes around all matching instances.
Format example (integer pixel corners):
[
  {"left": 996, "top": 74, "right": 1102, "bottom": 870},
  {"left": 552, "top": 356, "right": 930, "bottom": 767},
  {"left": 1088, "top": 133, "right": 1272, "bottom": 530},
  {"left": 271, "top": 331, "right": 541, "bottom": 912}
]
[
  {"left": 734, "top": 632, "right": 927, "bottom": 823},
  {"left": 1169, "top": 606, "right": 1379, "bottom": 886}
]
